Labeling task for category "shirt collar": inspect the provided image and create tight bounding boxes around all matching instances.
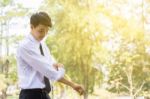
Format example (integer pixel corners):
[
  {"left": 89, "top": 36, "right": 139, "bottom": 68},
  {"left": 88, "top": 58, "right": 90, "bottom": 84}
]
[{"left": 28, "top": 33, "right": 44, "bottom": 45}]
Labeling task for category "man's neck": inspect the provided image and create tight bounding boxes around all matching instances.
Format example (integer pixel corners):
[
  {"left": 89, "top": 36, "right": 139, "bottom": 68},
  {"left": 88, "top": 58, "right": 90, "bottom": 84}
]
[{"left": 31, "top": 32, "right": 41, "bottom": 42}]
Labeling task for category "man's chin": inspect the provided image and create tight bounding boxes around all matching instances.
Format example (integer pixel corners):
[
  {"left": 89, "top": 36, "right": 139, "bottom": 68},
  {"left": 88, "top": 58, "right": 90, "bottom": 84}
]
[{"left": 39, "top": 36, "right": 45, "bottom": 41}]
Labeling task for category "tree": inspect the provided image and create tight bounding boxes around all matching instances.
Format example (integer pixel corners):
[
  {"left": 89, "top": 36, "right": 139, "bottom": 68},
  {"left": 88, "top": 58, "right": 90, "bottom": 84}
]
[
  {"left": 40, "top": 0, "right": 150, "bottom": 98},
  {"left": 102, "top": 0, "right": 150, "bottom": 98},
  {"left": 41, "top": 0, "right": 105, "bottom": 99},
  {"left": 0, "top": 0, "right": 28, "bottom": 98}
]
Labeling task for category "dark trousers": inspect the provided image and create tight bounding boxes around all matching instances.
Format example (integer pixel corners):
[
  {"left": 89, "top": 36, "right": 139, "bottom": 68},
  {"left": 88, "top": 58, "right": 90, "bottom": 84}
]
[{"left": 19, "top": 89, "right": 50, "bottom": 99}]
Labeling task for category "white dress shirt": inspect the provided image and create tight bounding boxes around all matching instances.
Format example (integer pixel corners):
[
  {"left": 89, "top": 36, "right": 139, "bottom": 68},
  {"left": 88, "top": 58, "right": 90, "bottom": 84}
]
[{"left": 16, "top": 34, "right": 65, "bottom": 89}]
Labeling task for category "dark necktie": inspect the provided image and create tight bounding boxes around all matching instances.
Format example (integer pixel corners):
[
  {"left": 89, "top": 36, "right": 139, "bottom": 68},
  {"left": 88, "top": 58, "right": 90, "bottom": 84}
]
[{"left": 39, "top": 44, "right": 51, "bottom": 93}]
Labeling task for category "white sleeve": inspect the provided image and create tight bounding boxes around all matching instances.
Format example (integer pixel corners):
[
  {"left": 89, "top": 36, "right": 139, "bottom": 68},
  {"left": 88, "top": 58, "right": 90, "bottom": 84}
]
[{"left": 17, "top": 45, "right": 65, "bottom": 81}]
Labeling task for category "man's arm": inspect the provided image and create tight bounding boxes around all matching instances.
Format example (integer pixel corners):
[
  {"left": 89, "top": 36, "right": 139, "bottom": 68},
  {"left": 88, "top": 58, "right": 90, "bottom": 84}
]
[
  {"left": 18, "top": 46, "right": 65, "bottom": 81},
  {"left": 58, "top": 77, "right": 85, "bottom": 95},
  {"left": 53, "top": 63, "right": 85, "bottom": 95}
]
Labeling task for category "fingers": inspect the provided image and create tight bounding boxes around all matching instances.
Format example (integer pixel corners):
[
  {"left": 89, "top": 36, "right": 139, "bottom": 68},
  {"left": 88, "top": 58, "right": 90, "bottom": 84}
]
[
  {"left": 79, "top": 88, "right": 85, "bottom": 95},
  {"left": 58, "top": 63, "right": 64, "bottom": 68},
  {"left": 53, "top": 63, "right": 64, "bottom": 71},
  {"left": 72, "top": 83, "right": 85, "bottom": 95},
  {"left": 53, "top": 64, "right": 58, "bottom": 70},
  {"left": 54, "top": 63, "right": 64, "bottom": 68},
  {"left": 76, "top": 86, "right": 85, "bottom": 95},
  {"left": 79, "top": 89, "right": 83, "bottom": 95}
]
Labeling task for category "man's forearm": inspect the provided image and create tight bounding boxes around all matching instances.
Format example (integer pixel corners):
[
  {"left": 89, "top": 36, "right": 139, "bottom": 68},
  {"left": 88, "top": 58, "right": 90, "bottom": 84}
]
[
  {"left": 58, "top": 77, "right": 75, "bottom": 88},
  {"left": 54, "top": 65, "right": 85, "bottom": 95}
]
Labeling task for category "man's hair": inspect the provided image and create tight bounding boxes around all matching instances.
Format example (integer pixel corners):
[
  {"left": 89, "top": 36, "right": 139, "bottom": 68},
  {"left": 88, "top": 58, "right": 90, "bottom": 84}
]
[{"left": 30, "top": 12, "right": 52, "bottom": 27}]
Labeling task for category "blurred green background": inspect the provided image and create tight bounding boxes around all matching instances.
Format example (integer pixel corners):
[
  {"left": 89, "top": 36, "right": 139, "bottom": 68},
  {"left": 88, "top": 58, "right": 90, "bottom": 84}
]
[{"left": 0, "top": 0, "right": 150, "bottom": 99}]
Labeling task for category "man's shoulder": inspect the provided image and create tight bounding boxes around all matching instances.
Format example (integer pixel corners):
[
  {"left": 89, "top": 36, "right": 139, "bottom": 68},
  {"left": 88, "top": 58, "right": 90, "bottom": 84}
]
[
  {"left": 19, "top": 38, "right": 29, "bottom": 47},
  {"left": 16, "top": 37, "right": 29, "bottom": 56},
  {"left": 18, "top": 37, "right": 35, "bottom": 50}
]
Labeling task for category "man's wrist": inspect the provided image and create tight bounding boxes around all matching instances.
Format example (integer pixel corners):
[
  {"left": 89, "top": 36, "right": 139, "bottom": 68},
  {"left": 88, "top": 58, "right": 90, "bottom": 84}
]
[
  {"left": 69, "top": 81, "right": 76, "bottom": 89},
  {"left": 58, "top": 77, "right": 76, "bottom": 88}
]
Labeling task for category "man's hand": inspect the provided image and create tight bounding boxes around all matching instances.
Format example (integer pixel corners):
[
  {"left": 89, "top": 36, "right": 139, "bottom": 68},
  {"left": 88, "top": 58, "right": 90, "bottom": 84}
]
[
  {"left": 53, "top": 63, "right": 64, "bottom": 70},
  {"left": 72, "top": 83, "right": 85, "bottom": 95},
  {"left": 58, "top": 77, "right": 85, "bottom": 95}
]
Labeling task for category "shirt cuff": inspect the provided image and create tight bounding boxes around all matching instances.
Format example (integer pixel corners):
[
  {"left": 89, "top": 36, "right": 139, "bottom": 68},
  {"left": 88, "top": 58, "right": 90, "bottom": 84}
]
[{"left": 52, "top": 67, "right": 65, "bottom": 82}]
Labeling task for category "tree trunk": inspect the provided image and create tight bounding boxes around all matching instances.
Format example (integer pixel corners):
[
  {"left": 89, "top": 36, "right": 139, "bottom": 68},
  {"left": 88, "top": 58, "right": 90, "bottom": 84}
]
[
  {"left": 83, "top": 92, "right": 88, "bottom": 99},
  {"left": 1, "top": 89, "right": 7, "bottom": 99}
]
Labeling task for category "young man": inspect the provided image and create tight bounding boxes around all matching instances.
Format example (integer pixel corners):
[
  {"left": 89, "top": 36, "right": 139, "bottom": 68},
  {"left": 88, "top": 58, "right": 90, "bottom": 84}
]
[{"left": 16, "top": 12, "right": 85, "bottom": 99}]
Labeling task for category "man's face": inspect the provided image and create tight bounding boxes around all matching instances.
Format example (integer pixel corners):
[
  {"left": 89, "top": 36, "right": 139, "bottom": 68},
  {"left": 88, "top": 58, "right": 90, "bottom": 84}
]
[{"left": 31, "top": 24, "right": 49, "bottom": 41}]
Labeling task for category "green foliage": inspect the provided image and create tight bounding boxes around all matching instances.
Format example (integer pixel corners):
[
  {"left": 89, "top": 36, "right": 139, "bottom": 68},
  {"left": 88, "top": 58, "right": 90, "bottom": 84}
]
[
  {"left": 0, "top": 0, "right": 12, "bottom": 6},
  {"left": 42, "top": 0, "right": 150, "bottom": 97},
  {"left": 42, "top": 0, "right": 104, "bottom": 95}
]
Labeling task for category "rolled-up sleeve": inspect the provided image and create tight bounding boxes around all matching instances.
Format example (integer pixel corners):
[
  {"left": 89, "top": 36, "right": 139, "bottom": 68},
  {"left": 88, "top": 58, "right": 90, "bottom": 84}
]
[{"left": 17, "top": 45, "right": 65, "bottom": 81}]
